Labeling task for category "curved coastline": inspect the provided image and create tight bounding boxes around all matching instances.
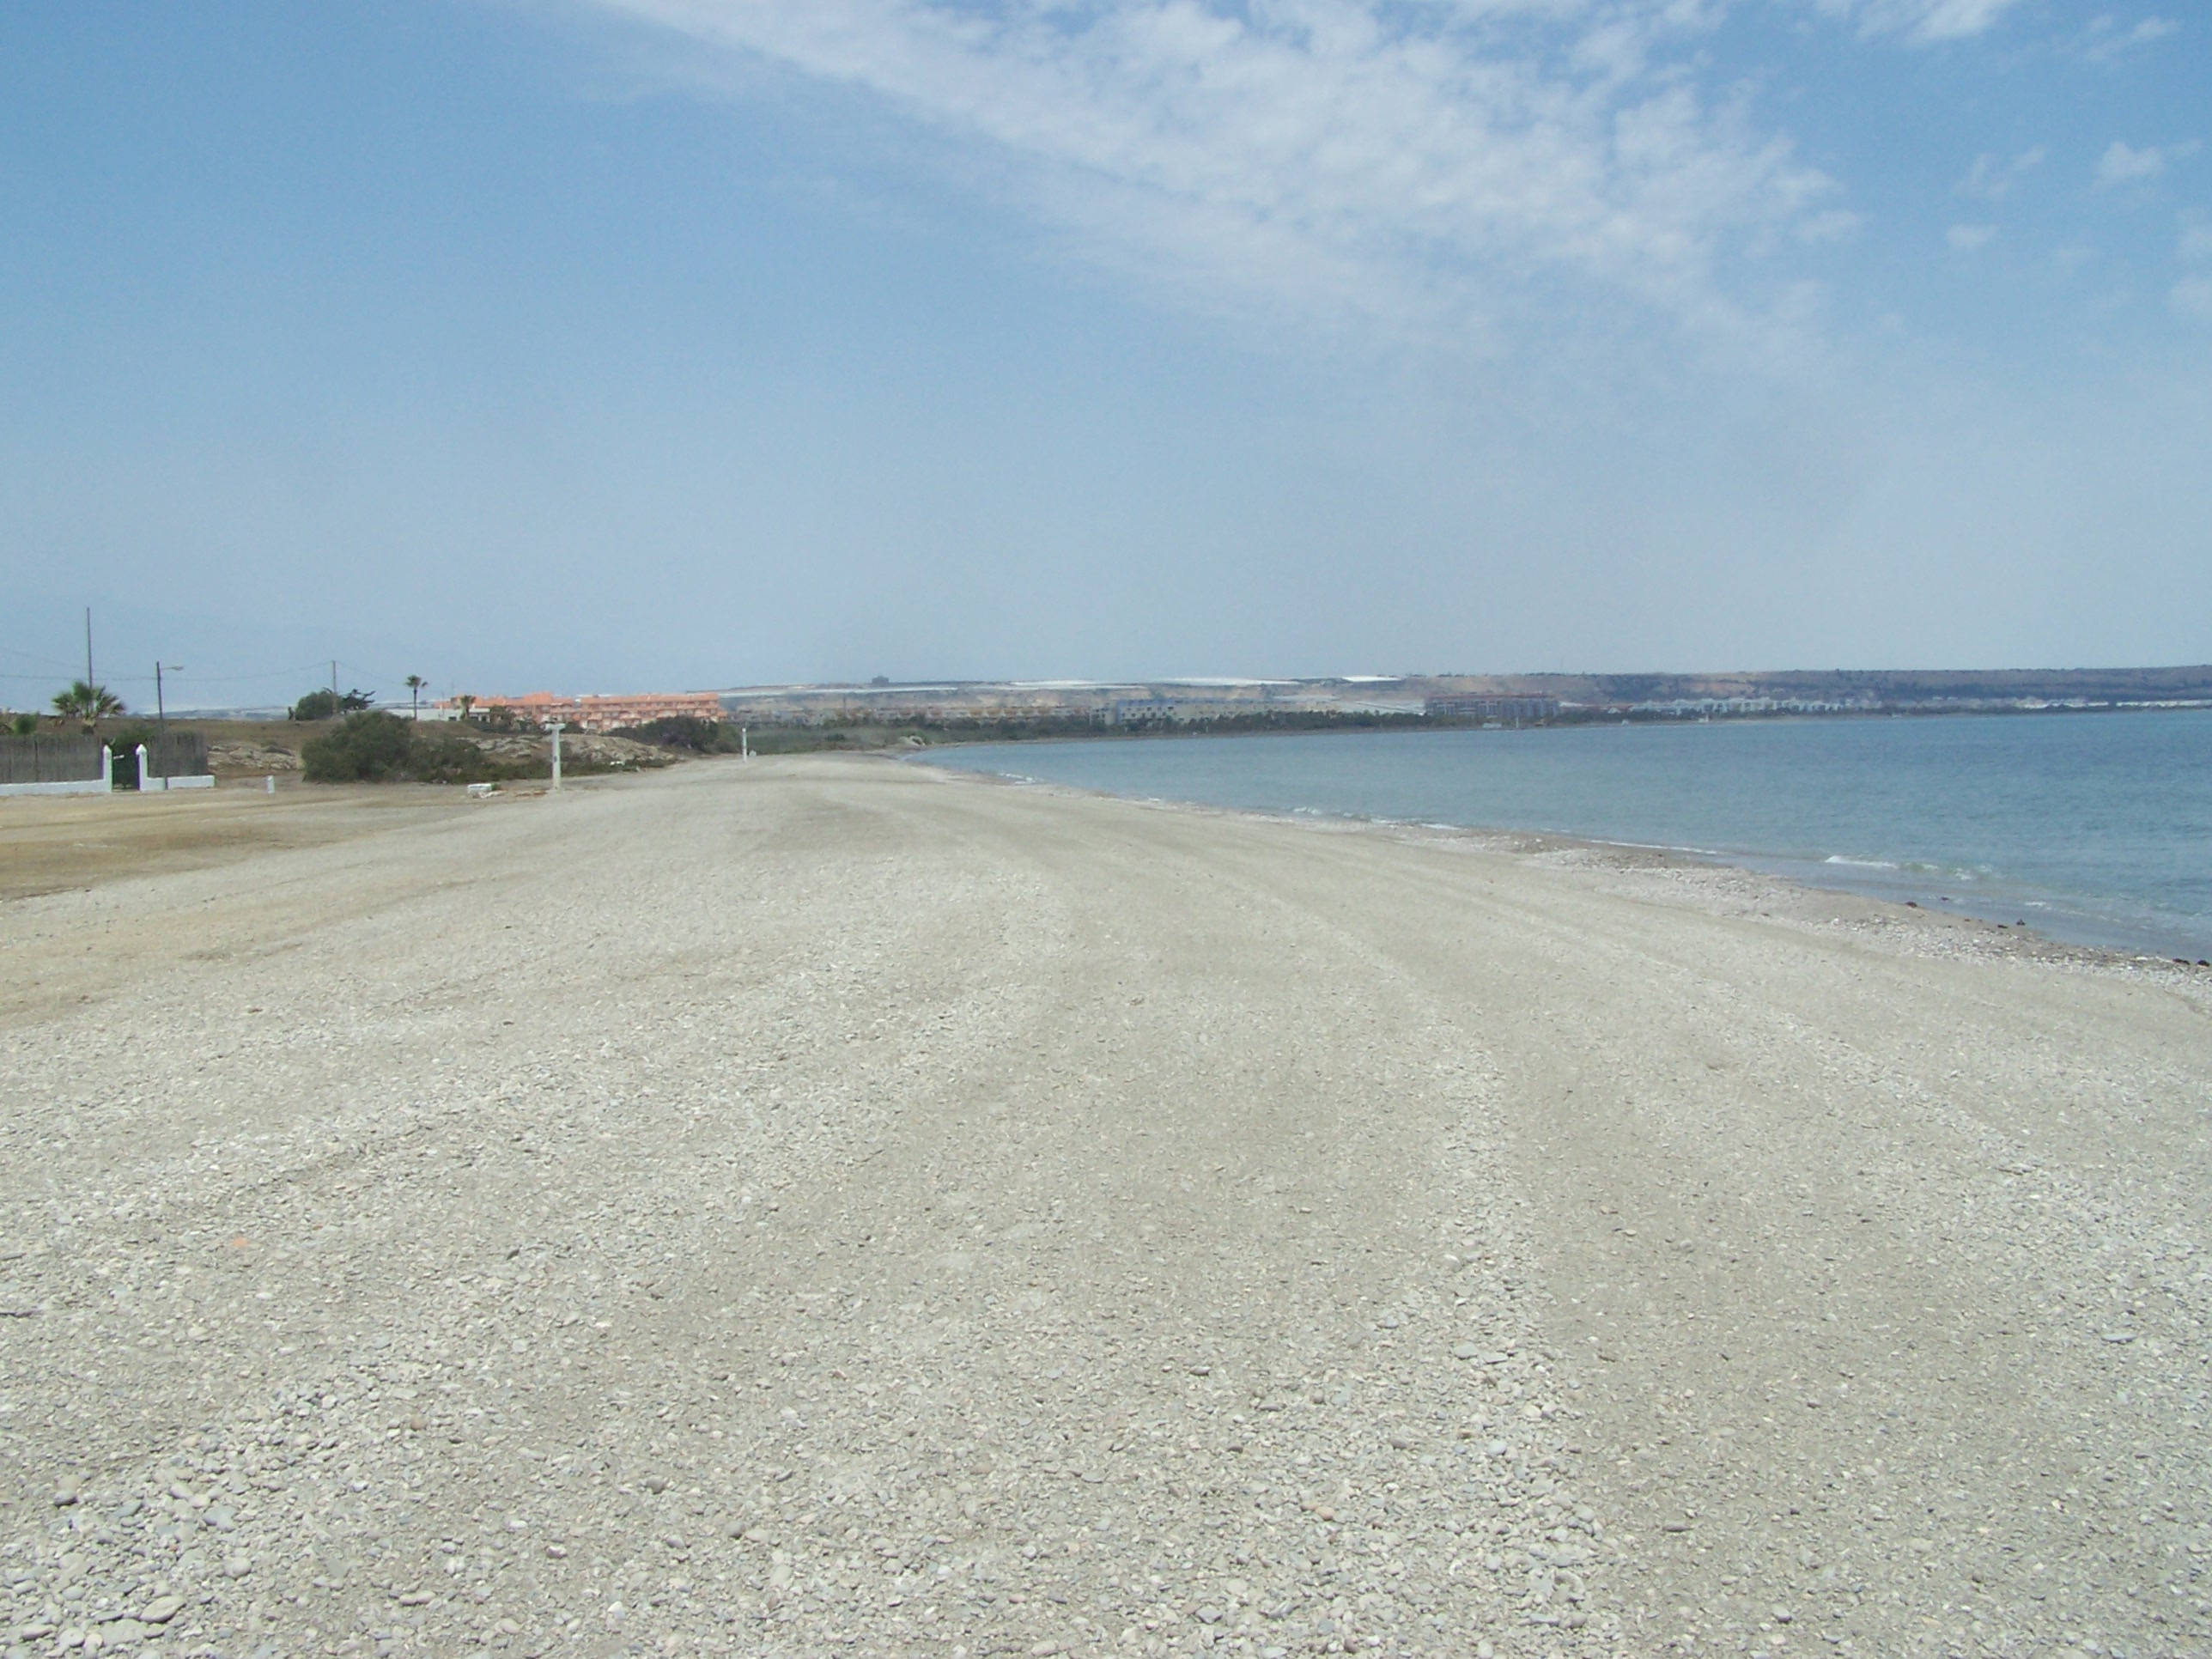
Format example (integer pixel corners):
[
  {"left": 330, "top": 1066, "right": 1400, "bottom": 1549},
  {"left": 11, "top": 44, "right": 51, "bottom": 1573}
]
[{"left": 911, "top": 717, "right": 2212, "bottom": 965}]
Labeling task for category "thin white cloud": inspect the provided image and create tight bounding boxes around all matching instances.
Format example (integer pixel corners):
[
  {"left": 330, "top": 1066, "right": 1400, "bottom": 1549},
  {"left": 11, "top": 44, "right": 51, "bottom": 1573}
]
[
  {"left": 1814, "top": 0, "right": 2025, "bottom": 44},
  {"left": 2182, "top": 216, "right": 2212, "bottom": 264},
  {"left": 2172, "top": 276, "right": 2212, "bottom": 320},
  {"left": 1947, "top": 222, "right": 1996, "bottom": 251},
  {"left": 2096, "top": 138, "right": 2200, "bottom": 186},
  {"left": 1956, "top": 147, "right": 2043, "bottom": 200},
  {"left": 2080, "top": 14, "right": 2179, "bottom": 63},
  {"left": 585, "top": 0, "right": 1841, "bottom": 346},
  {"left": 1796, "top": 208, "right": 1864, "bottom": 242}
]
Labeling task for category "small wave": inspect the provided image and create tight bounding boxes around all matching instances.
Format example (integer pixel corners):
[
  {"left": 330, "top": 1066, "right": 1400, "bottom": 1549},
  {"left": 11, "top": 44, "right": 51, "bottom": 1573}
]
[{"left": 1823, "top": 855, "right": 1899, "bottom": 870}]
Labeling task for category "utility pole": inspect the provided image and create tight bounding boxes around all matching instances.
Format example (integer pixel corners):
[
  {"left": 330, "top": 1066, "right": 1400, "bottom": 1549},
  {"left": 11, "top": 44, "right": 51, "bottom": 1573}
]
[
  {"left": 85, "top": 609, "right": 94, "bottom": 690},
  {"left": 155, "top": 664, "right": 180, "bottom": 789}
]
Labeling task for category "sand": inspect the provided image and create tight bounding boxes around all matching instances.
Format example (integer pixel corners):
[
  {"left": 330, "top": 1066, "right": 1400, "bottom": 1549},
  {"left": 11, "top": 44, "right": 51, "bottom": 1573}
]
[
  {"left": 2, "top": 755, "right": 2208, "bottom": 1659},
  {"left": 0, "top": 781, "right": 469, "bottom": 910}
]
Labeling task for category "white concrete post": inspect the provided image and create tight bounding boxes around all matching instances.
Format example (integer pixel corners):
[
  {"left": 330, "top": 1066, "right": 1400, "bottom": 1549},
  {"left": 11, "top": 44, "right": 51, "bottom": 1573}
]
[
  {"left": 100, "top": 744, "right": 112, "bottom": 793},
  {"left": 741, "top": 726, "right": 750, "bottom": 761},
  {"left": 550, "top": 722, "right": 563, "bottom": 791},
  {"left": 137, "top": 744, "right": 151, "bottom": 793},
  {"left": 265, "top": 775, "right": 276, "bottom": 795}
]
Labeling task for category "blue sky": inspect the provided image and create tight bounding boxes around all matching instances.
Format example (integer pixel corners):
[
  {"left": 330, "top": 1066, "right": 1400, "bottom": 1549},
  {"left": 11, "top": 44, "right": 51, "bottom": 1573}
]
[{"left": 2, "top": 0, "right": 2207, "bottom": 706}]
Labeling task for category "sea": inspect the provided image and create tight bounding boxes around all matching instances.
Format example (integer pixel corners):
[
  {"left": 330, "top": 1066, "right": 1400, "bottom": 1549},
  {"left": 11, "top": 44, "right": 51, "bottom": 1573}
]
[{"left": 919, "top": 709, "right": 2212, "bottom": 962}]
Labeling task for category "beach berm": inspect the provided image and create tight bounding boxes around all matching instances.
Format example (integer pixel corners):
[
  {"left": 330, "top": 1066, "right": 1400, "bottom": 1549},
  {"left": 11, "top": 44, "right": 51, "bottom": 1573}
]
[{"left": 2, "top": 756, "right": 2207, "bottom": 1658}]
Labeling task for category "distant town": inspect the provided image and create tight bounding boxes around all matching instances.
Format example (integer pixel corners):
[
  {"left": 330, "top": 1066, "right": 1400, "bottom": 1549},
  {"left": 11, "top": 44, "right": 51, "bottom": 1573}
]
[
  {"left": 368, "top": 666, "right": 2212, "bottom": 732},
  {"left": 15, "top": 662, "right": 2203, "bottom": 796}
]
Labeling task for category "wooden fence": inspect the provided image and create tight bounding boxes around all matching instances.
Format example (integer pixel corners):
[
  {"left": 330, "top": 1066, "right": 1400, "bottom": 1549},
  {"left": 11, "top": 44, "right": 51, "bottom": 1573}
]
[
  {"left": 129, "top": 732, "right": 210, "bottom": 788},
  {"left": 0, "top": 735, "right": 105, "bottom": 787}
]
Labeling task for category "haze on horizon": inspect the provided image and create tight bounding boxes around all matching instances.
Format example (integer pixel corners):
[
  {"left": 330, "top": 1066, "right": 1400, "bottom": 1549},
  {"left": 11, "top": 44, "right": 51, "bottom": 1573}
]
[{"left": 3, "top": 1, "right": 2209, "bottom": 712}]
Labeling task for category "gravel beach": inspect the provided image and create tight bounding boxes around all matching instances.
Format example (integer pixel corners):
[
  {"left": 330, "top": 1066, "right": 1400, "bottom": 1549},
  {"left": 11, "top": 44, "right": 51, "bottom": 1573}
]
[{"left": 3, "top": 756, "right": 2209, "bottom": 1659}]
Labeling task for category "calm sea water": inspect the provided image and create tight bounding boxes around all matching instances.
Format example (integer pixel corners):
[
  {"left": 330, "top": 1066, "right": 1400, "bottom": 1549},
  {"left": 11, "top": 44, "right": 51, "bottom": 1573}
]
[{"left": 921, "top": 711, "right": 2212, "bottom": 960}]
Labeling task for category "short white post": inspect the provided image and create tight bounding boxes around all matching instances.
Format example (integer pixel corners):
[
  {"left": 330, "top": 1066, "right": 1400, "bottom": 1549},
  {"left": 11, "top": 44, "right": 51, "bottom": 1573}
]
[
  {"left": 265, "top": 775, "right": 276, "bottom": 795},
  {"left": 137, "top": 744, "right": 151, "bottom": 793},
  {"left": 550, "top": 722, "right": 563, "bottom": 791},
  {"left": 741, "top": 725, "right": 750, "bottom": 761},
  {"left": 100, "top": 744, "right": 112, "bottom": 793}
]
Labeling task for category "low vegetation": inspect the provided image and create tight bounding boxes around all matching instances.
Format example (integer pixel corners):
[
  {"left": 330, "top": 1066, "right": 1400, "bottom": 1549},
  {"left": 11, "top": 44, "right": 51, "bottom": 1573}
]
[
  {"left": 289, "top": 687, "right": 375, "bottom": 721},
  {"left": 298, "top": 712, "right": 654, "bottom": 785},
  {"left": 301, "top": 713, "right": 539, "bottom": 785},
  {"left": 611, "top": 716, "right": 749, "bottom": 752},
  {"left": 610, "top": 708, "right": 1432, "bottom": 755}
]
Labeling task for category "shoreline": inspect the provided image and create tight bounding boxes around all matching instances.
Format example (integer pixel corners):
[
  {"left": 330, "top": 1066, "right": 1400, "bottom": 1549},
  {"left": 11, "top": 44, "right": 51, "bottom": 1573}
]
[
  {"left": 913, "top": 731, "right": 2212, "bottom": 969},
  {"left": 6, "top": 756, "right": 2210, "bottom": 1658},
  {"left": 917, "top": 750, "right": 2212, "bottom": 979}
]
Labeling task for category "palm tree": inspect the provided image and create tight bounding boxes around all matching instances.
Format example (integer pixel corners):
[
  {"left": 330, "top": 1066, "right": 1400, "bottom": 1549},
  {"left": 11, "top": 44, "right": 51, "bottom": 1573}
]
[
  {"left": 52, "top": 680, "right": 124, "bottom": 738},
  {"left": 404, "top": 675, "right": 427, "bottom": 720}
]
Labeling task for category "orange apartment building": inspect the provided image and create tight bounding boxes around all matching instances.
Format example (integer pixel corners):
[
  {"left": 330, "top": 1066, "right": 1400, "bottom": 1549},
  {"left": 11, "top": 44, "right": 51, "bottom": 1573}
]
[{"left": 437, "top": 690, "right": 725, "bottom": 732}]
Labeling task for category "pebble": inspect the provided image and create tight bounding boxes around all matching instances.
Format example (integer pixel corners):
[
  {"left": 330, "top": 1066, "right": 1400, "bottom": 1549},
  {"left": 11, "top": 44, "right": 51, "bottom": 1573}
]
[{"left": 26, "top": 761, "right": 2199, "bottom": 1659}]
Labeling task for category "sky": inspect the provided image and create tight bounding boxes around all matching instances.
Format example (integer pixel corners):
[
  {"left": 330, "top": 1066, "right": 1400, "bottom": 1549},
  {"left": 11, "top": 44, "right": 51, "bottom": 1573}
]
[{"left": 2, "top": 0, "right": 2208, "bottom": 707}]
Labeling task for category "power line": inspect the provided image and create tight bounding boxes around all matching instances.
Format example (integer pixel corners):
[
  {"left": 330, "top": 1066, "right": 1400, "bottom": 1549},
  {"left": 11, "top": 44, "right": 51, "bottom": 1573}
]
[
  {"left": 3, "top": 651, "right": 455, "bottom": 704},
  {"left": 0, "top": 647, "right": 86, "bottom": 674},
  {"left": 0, "top": 659, "right": 337, "bottom": 686}
]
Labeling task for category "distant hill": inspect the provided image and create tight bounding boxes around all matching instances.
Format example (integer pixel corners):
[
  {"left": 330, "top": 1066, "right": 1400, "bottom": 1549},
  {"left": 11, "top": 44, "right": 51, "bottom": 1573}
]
[
  {"left": 704, "top": 667, "right": 2212, "bottom": 729},
  {"left": 1403, "top": 665, "right": 2212, "bottom": 710}
]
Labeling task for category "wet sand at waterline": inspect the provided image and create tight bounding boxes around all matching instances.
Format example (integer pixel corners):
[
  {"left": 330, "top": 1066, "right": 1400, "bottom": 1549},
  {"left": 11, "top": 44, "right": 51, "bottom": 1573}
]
[{"left": 3, "top": 756, "right": 2208, "bottom": 1659}]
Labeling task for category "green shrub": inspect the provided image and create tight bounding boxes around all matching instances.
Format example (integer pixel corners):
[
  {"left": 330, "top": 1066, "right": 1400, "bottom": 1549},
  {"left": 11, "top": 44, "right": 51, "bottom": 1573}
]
[
  {"left": 291, "top": 688, "right": 374, "bottom": 721},
  {"left": 301, "top": 713, "right": 414, "bottom": 781},
  {"left": 404, "top": 727, "right": 532, "bottom": 785},
  {"left": 301, "top": 714, "right": 548, "bottom": 785},
  {"left": 612, "top": 716, "right": 741, "bottom": 753}
]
